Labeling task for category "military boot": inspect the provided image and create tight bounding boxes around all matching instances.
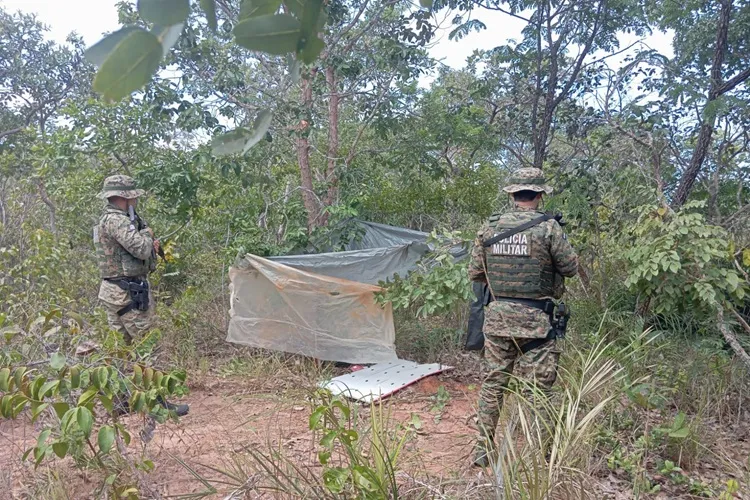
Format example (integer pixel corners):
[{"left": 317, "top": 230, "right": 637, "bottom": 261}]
[
  {"left": 473, "top": 436, "right": 494, "bottom": 467},
  {"left": 156, "top": 396, "right": 189, "bottom": 417}
]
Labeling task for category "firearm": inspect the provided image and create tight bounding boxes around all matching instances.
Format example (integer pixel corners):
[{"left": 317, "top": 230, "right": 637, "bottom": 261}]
[{"left": 129, "top": 205, "right": 166, "bottom": 261}]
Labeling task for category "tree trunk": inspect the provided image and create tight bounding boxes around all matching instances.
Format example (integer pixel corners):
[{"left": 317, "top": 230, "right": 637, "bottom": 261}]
[
  {"left": 297, "top": 69, "right": 319, "bottom": 233},
  {"left": 321, "top": 65, "right": 340, "bottom": 225},
  {"left": 717, "top": 307, "right": 750, "bottom": 372},
  {"left": 672, "top": 0, "right": 732, "bottom": 207},
  {"left": 36, "top": 179, "right": 57, "bottom": 238}
]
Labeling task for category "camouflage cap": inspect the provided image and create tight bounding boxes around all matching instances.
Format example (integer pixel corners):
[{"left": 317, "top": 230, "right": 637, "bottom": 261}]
[
  {"left": 97, "top": 175, "right": 145, "bottom": 200},
  {"left": 502, "top": 167, "right": 554, "bottom": 195}
]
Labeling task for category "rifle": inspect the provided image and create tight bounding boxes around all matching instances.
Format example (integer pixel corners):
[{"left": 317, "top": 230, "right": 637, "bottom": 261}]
[{"left": 129, "top": 205, "right": 166, "bottom": 261}]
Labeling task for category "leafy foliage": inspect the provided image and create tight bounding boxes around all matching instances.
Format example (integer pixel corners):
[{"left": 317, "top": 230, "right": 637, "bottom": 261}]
[{"left": 624, "top": 201, "right": 746, "bottom": 315}]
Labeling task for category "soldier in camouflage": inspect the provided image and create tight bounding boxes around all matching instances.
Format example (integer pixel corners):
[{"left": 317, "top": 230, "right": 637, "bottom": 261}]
[
  {"left": 469, "top": 167, "right": 578, "bottom": 467},
  {"left": 94, "top": 175, "right": 157, "bottom": 345},
  {"left": 94, "top": 175, "right": 188, "bottom": 416}
]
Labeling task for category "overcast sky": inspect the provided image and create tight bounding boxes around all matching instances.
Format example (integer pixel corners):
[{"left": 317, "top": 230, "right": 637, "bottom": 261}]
[{"left": 2, "top": 0, "right": 673, "bottom": 75}]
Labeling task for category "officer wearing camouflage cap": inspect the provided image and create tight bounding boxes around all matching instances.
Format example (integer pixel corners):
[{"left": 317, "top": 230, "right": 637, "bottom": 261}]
[
  {"left": 94, "top": 175, "right": 156, "bottom": 344},
  {"left": 468, "top": 167, "right": 577, "bottom": 467},
  {"left": 94, "top": 175, "right": 188, "bottom": 416}
]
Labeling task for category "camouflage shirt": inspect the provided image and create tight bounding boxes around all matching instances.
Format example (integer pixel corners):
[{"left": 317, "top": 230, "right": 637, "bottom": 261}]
[
  {"left": 94, "top": 204, "right": 154, "bottom": 280},
  {"left": 468, "top": 206, "right": 578, "bottom": 338}
]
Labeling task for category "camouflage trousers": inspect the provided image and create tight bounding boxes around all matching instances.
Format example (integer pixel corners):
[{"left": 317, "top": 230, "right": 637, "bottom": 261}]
[
  {"left": 477, "top": 335, "right": 560, "bottom": 444},
  {"left": 99, "top": 280, "right": 154, "bottom": 345}
]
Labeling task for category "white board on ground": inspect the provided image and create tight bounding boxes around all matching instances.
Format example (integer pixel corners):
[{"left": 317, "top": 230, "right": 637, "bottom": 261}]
[{"left": 320, "top": 361, "right": 454, "bottom": 403}]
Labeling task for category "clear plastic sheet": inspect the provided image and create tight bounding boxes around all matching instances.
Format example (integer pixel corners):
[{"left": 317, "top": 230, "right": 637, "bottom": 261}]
[{"left": 227, "top": 254, "right": 398, "bottom": 364}]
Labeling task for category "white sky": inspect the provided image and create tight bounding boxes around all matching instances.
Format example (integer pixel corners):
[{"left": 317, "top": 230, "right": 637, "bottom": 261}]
[{"left": 2, "top": 0, "right": 673, "bottom": 69}]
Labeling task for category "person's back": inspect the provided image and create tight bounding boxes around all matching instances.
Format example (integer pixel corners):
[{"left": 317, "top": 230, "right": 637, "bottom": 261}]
[{"left": 469, "top": 167, "right": 578, "bottom": 466}]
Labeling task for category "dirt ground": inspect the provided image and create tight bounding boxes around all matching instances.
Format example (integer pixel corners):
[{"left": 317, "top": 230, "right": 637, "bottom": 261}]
[
  {"left": 0, "top": 370, "right": 489, "bottom": 499},
  {"left": 2, "top": 367, "right": 749, "bottom": 499}
]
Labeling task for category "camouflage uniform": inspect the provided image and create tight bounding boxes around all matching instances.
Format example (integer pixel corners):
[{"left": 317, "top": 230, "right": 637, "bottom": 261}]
[
  {"left": 469, "top": 168, "right": 578, "bottom": 464},
  {"left": 94, "top": 175, "right": 156, "bottom": 345}
]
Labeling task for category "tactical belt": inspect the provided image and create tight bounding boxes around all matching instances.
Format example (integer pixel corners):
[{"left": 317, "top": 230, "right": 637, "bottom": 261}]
[
  {"left": 494, "top": 296, "right": 558, "bottom": 354},
  {"left": 105, "top": 277, "right": 149, "bottom": 316}
]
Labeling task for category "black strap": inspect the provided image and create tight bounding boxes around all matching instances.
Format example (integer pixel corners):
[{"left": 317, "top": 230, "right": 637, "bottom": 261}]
[
  {"left": 117, "top": 302, "right": 138, "bottom": 317},
  {"left": 495, "top": 297, "right": 555, "bottom": 315},
  {"left": 520, "top": 329, "right": 558, "bottom": 354},
  {"left": 482, "top": 213, "right": 561, "bottom": 248}
]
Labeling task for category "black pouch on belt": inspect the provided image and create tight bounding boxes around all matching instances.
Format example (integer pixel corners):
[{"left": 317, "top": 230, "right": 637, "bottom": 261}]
[{"left": 109, "top": 279, "right": 150, "bottom": 316}]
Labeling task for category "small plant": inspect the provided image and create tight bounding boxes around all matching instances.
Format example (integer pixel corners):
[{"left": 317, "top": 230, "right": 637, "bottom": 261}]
[
  {"left": 430, "top": 385, "right": 450, "bottom": 423},
  {"left": 375, "top": 230, "right": 472, "bottom": 318},
  {"left": 308, "top": 389, "right": 416, "bottom": 498}
]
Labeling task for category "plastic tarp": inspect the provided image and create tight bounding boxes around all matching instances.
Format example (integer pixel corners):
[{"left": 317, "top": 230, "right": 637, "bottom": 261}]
[
  {"left": 227, "top": 254, "right": 398, "bottom": 364},
  {"left": 268, "top": 220, "right": 468, "bottom": 285}
]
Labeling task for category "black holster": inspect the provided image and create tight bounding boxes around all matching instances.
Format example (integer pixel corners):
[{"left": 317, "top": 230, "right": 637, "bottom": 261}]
[{"left": 108, "top": 278, "right": 150, "bottom": 316}]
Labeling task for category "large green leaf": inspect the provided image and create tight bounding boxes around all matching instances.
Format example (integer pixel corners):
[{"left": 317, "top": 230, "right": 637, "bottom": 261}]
[
  {"left": 242, "top": 110, "right": 273, "bottom": 153},
  {"left": 77, "top": 407, "right": 93, "bottom": 437},
  {"left": 50, "top": 352, "right": 66, "bottom": 371},
  {"left": 199, "top": 0, "right": 218, "bottom": 31},
  {"left": 93, "top": 29, "right": 164, "bottom": 102},
  {"left": 300, "top": 0, "right": 323, "bottom": 38},
  {"left": 234, "top": 14, "right": 301, "bottom": 55},
  {"left": 211, "top": 128, "right": 252, "bottom": 156},
  {"left": 240, "top": 0, "right": 282, "bottom": 20},
  {"left": 85, "top": 27, "right": 141, "bottom": 68},
  {"left": 138, "top": 0, "right": 191, "bottom": 26},
  {"left": 0, "top": 368, "right": 9, "bottom": 392},
  {"left": 98, "top": 425, "right": 115, "bottom": 453},
  {"left": 153, "top": 23, "right": 185, "bottom": 57},
  {"left": 300, "top": 36, "right": 324, "bottom": 64}
]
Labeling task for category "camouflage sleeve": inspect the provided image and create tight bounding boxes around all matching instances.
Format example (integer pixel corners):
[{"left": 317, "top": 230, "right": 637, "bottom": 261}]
[
  {"left": 468, "top": 226, "right": 488, "bottom": 282},
  {"left": 105, "top": 214, "right": 154, "bottom": 261},
  {"left": 548, "top": 221, "right": 578, "bottom": 277}
]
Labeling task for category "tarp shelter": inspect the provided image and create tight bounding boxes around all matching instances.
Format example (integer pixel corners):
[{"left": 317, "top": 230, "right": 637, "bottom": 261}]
[{"left": 227, "top": 220, "right": 468, "bottom": 364}]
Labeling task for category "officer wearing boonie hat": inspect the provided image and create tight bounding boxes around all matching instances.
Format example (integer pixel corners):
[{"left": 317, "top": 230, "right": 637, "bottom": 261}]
[{"left": 93, "top": 175, "right": 188, "bottom": 416}]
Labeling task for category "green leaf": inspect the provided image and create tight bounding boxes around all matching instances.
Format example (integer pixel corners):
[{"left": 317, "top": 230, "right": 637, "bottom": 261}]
[
  {"left": 318, "top": 450, "right": 331, "bottom": 464},
  {"left": 138, "top": 0, "right": 190, "bottom": 26},
  {"left": 309, "top": 407, "right": 325, "bottom": 430},
  {"left": 1, "top": 395, "right": 14, "bottom": 418},
  {"left": 669, "top": 427, "right": 690, "bottom": 439},
  {"left": 240, "top": 0, "right": 282, "bottom": 20},
  {"left": 100, "top": 395, "right": 114, "bottom": 413},
  {"left": 13, "top": 367, "right": 27, "bottom": 390},
  {"left": 420, "top": 0, "right": 433, "bottom": 7},
  {"left": 299, "top": 36, "right": 324, "bottom": 65},
  {"left": 39, "top": 380, "right": 60, "bottom": 400},
  {"left": 92, "top": 29, "right": 164, "bottom": 102},
  {"left": 52, "top": 442, "right": 69, "bottom": 459},
  {"left": 61, "top": 408, "right": 77, "bottom": 432},
  {"left": 243, "top": 110, "right": 273, "bottom": 153},
  {"left": 85, "top": 27, "right": 142, "bottom": 68},
  {"left": 233, "top": 14, "right": 301, "bottom": 55},
  {"left": 117, "top": 424, "right": 132, "bottom": 446},
  {"left": 69, "top": 366, "right": 81, "bottom": 390},
  {"left": 52, "top": 402, "right": 70, "bottom": 420},
  {"left": 77, "top": 407, "right": 94, "bottom": 437},
  {"left": 98, "top": 425, "right": 116, "bottom": 454},
  {"left": 153, "top": 23, "right": 184, "bottom": 57},
  {"left": 37, "top": 429, "right": 51, "bottom": 448},
  {"left": 320, "top": 430, "right": 337, "bottom": 448},
  {"left": 199, "top": 0, "right": 218, "bottom": 31},
  {"left": 299, "top": 0, "right": 323, "bottom": 38},
  {"left": 78, "top": 386, "right": 98, "bottom": 406},
  {"left": 212, "top": 128, "right": 252, "bottom": 156},
  {"left": 31, "top": 403, "right": 49, "bottom": 422},
  {"left": 743, "top": 249, "right": 750, "bottom": 267},
  {"left": 0, "top": 368, "right": 9, "bottom": 392},
  {"left": 283, "top": 0, "right": 304, "bottom": 17},
  {"left": 132, "top": 365, "right": 143, "bottom": 385}
]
